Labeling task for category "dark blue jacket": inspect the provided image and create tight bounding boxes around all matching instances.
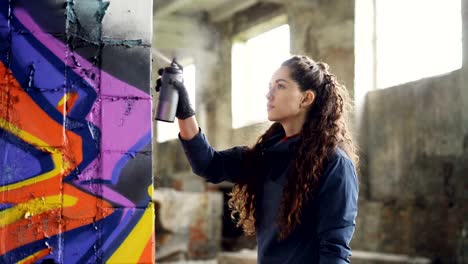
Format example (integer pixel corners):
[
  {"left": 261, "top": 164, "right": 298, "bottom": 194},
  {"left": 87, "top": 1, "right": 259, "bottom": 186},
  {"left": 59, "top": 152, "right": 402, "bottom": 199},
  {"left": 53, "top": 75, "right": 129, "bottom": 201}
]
[{"left": 179, "top": 128, "right": 358, "bottom": 263}]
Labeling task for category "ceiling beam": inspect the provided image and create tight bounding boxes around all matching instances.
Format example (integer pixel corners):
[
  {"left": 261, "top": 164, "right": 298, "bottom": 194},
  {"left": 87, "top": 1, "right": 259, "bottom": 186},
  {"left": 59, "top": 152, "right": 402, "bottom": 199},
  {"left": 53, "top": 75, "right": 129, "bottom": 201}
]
[
  {"left": 154, "top": 0, "right": 194, "bottom": 17},
  {"left": 209, "top": 0, "right": 258, "bottom": 22},
  {"left": 153, "top": 15, "right": 198, "bottom": 32}
]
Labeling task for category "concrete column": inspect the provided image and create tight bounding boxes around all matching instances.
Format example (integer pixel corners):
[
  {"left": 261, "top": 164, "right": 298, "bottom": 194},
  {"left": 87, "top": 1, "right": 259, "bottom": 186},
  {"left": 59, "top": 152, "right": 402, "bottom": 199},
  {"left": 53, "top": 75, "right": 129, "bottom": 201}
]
[{"left": 287, "top": 0, "right": 355, "bottom": 98}]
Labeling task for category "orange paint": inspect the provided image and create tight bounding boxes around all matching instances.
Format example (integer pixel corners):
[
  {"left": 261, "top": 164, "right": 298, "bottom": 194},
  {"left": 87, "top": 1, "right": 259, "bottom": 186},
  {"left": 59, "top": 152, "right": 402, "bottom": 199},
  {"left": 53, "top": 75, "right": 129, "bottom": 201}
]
[
  {"left": 0, "top": 61, "right": 115, "bottom": 257},
  {"left": 0, "top": 68, "right": 83, "bottom": 164},
  {"left": 0, "top": 60, "right": 81, "bottom": 200},
  {"left": 138, "top": 232, "right": 155, "bottom": 264},
  {"left": 0, "top": 183, "right": 114, "bottom": 255}
]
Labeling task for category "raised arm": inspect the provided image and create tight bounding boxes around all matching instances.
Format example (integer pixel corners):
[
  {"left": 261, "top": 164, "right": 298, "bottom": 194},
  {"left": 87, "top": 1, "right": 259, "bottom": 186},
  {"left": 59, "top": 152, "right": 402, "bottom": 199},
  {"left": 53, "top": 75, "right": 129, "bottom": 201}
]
[{"left": 155, "top": 67, "right": 247, "bottom": 184}]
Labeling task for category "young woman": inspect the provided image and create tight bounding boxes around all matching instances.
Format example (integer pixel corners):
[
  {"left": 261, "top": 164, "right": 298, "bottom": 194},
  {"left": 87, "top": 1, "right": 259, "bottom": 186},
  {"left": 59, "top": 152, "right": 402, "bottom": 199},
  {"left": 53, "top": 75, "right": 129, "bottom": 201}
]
[{"left": 156, "top": 55, "right": 359, "bottom": 263}]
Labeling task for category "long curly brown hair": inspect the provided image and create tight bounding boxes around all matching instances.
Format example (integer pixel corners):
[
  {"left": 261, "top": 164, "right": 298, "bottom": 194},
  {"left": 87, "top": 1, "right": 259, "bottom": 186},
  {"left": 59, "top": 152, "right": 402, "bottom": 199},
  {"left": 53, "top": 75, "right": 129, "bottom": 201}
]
[{"left": 228, "top": 55, "right": 358, "bottom": 240}]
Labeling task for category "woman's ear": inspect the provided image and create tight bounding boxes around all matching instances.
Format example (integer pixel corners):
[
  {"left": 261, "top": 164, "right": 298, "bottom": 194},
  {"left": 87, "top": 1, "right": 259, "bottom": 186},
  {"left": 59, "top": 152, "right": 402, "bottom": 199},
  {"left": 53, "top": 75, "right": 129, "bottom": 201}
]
[{"left": 301, "top": 91, "right": 315, "bottom": 108}]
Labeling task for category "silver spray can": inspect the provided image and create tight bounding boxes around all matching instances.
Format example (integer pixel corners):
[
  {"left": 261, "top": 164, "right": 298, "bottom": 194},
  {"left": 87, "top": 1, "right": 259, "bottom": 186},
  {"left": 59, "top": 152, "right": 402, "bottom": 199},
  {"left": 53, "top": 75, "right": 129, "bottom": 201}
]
[{"left": 155, "top": 60, "right": 183, "bottom": 122}]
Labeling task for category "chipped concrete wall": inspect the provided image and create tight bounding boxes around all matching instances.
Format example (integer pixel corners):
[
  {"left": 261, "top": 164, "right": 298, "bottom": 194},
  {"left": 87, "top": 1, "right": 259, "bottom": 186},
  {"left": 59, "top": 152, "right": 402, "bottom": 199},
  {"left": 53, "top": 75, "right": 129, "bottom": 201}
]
[
  {"left": 0, "top": 0, "right": 154, "bottom": 263},
  {"left": 353, "top": 0, "right": 468, "bottom": 262},
  {"left": 355, "top": 72, "right": 467, "bottom": 262},
  {"left": 153, "top": 188, "right": 222, "bottom": 261}
]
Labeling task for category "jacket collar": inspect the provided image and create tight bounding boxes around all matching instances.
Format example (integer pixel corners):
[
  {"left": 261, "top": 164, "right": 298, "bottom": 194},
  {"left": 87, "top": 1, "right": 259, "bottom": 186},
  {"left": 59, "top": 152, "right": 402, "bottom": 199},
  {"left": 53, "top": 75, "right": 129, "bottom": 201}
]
[{"left": 261, "top": 129, "right": 300, "bottom": 154}]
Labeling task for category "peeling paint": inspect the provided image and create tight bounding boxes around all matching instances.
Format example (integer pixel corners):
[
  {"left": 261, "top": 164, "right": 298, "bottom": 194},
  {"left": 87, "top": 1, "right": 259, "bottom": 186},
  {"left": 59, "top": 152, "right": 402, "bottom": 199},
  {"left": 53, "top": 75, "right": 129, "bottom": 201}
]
[{"left": 94, "top": 1, "right": 110, "bottom": 23}]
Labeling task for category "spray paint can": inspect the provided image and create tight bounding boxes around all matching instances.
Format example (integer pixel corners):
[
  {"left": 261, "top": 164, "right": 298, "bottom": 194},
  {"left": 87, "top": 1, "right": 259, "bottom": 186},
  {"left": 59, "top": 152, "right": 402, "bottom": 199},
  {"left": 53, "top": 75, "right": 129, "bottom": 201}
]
[{"left": 155, "top": 59, "right": 183, "bottom": 122}]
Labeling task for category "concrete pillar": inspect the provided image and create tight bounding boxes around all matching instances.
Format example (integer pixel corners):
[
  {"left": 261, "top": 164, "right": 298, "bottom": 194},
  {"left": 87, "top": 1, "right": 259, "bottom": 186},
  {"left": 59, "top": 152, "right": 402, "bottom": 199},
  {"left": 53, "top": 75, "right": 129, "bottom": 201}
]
[
  {"left": 0, "top": 0, "right": 154, "bottom": 263},
  {"left": 287, "top": 0, "right": 355, "bottom": 98}
]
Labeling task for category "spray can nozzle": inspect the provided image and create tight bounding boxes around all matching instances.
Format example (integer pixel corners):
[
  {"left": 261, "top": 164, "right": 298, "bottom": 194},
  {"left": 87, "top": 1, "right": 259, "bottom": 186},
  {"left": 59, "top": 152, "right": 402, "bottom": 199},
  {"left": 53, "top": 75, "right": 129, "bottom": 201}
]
[{"left": 170, "top": 58, "right": 183, "bottom": 70}]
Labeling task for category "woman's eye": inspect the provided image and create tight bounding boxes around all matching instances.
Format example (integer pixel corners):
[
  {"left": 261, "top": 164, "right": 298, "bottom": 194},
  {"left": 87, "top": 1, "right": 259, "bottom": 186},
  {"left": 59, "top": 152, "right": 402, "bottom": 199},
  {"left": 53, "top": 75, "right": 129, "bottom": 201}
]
[{"left": 278, "top": 84, "right": 285, "bottom": 89}]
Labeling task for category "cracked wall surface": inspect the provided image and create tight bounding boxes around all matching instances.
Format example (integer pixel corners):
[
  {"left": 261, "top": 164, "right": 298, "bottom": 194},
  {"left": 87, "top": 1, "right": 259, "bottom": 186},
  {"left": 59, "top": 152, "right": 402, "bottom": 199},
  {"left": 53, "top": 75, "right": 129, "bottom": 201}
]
[
  {"left": 353, "top": 0, "right": 468, "bottom": 262},
  {"left": 0, "top": 0, "right": 154, "bottom": 263}
]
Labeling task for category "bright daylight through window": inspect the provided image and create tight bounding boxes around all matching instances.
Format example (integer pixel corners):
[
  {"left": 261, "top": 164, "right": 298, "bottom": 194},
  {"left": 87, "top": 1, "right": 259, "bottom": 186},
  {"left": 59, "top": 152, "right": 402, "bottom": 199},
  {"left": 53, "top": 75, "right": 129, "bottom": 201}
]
[
  {"left": 232, "top": 24, "right": 290, "bottom": 129},
  {"left": 375, "top": 0, "right": 462, "bottom": 88}
]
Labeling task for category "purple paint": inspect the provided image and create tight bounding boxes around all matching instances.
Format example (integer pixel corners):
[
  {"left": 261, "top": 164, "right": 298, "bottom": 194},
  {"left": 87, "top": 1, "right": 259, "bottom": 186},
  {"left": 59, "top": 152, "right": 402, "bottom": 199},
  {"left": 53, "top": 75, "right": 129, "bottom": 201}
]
[
  {"left": 101, "top": 98, "right": 152, "bottom": 151},
  {"left": 14, "top": 7, "right": 152, "bottom": 182}
]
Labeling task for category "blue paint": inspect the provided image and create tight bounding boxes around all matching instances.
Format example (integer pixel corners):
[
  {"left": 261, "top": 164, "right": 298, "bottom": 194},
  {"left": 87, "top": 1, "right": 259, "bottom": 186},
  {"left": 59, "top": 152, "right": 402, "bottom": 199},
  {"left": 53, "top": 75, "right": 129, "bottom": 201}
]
[
  {"left": 0, "top": 129, "right": 53, "bottom": 185},
  {"left": 0, "top": 203, "right": 13, "bottom": 211},
  {"left": 111, "top": 131, "right": 151, "bottom": 185}
]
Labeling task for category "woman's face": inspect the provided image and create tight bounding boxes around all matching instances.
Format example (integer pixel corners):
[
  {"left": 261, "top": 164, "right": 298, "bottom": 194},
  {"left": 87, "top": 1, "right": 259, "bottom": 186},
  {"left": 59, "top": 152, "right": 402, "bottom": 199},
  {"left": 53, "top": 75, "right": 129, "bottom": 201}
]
[{"left": 266, "top": 66, "right": 306, "bottom": 122}]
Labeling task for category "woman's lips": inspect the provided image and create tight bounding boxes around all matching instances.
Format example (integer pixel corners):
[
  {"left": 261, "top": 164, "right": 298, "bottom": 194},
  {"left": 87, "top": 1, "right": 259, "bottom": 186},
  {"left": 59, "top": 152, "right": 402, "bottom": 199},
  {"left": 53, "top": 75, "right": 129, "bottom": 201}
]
[{"left": 267, "top": 104, "right": 274, "bottom": 111}]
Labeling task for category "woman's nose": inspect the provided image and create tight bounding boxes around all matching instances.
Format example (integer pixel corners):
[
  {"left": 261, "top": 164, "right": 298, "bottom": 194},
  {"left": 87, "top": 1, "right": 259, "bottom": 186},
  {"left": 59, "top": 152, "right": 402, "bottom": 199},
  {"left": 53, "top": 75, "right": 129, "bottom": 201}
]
[{"left": 266, "top": 89, "right": 274, "bottom": 100}]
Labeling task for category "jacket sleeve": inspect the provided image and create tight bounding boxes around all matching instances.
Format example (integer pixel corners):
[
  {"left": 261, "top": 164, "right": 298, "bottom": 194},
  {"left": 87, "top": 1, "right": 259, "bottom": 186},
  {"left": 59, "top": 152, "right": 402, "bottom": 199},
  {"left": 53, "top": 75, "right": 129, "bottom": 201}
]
[
  {"left": 178, "top": 128, "right": 248, "bottom": 184},
  {"left": 316, "top": 155, "right": 359, "bottom": 264}
]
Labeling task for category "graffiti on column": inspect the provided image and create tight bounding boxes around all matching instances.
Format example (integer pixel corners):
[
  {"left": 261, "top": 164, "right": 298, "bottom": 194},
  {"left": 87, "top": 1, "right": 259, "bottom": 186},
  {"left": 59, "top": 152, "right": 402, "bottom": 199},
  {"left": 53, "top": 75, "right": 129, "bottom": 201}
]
[{"left": 0, "top": 0, "right": 154, "bottom": 263}]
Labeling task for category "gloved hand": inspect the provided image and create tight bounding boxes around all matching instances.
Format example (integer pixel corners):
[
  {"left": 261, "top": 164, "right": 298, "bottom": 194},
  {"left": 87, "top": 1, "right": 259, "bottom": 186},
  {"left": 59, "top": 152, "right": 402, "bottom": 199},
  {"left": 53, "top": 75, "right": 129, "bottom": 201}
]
[{"left": 155, "top": 67, "right": 195, "bottom": 120}]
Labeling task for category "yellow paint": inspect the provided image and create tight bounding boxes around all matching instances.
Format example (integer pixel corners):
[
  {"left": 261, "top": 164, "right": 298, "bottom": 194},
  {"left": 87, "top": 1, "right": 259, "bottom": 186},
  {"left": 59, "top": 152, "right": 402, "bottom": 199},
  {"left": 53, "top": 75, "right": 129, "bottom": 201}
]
[
  {"left": 147, "top": 185, "right": 153, "bottom": 198},
  {"left": 56, "top": 92, "right": 77, "bottom": 114},
  {"left": 16, "top": 248, "right": 52, "bottom": 264},
  {"left": 56, "top": 93, "right": 69, "bottom": 108},
  {"left": 0, "top": 118, "right": 66, "bottom": 192},
  {"left": 0, "top": 195, "right": 78, "bottom": 228},
  {"left": 107, "top": 203, "right": 154, "bottom": 263}
]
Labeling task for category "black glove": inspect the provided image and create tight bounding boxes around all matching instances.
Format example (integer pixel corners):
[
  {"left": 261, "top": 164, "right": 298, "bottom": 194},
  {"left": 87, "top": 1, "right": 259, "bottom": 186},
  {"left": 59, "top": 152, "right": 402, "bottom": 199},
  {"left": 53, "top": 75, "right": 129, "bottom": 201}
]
[{"left": 155, "top": 68, "right": 195, "bottom": 120}]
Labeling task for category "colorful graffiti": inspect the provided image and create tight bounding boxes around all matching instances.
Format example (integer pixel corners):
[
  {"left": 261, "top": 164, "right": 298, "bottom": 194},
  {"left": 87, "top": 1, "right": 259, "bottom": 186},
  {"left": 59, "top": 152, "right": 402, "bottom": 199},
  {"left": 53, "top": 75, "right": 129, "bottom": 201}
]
[{"left": 0, "top": 1, "right": 154, "bottom": 263}]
